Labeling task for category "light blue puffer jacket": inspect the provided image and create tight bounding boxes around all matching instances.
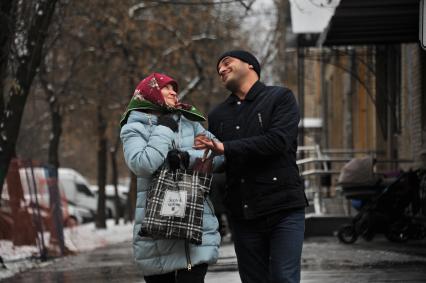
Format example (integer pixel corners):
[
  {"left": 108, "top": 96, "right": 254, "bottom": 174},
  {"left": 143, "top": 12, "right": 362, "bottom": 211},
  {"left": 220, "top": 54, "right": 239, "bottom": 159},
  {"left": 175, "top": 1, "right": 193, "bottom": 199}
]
[{"left": 120, "top": 110, "right": 223, "bottom": 276}]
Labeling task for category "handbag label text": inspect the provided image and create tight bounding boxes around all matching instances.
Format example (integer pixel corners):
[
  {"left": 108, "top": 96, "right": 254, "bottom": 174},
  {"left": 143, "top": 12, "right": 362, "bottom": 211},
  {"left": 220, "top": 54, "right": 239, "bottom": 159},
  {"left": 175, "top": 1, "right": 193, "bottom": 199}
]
[{"left": 160, "top": 190, "right": 187, "bottom": 217}]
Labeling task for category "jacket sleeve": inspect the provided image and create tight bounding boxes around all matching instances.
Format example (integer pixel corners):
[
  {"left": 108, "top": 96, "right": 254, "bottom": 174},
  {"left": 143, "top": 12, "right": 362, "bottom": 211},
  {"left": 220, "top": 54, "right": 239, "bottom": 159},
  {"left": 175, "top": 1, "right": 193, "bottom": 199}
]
[
  {"left": 223, "top": 90, "right": 300, "bottom": 159},
  {"left": 186, "top": 121, "right": 225, "bottom": 172},
  {"left": 120, "top": 123, "right": 174, "bottom": 178}
]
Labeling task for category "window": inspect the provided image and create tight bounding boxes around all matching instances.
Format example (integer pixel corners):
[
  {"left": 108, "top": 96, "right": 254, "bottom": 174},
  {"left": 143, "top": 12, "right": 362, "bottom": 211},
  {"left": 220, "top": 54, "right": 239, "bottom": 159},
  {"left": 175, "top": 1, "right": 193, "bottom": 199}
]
[
  {"left": 76, "top": 183, "right": 94, "bottom": 197},
  {"left": 375, "top": 45, "right": 402, "bottom": 139}
]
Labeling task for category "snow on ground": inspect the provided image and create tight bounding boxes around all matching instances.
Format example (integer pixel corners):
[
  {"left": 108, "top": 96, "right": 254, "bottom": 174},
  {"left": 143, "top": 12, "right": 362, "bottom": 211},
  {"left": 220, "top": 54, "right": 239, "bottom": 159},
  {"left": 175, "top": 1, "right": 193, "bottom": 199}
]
[{"left": 0, "top": 219, "right": 133, "bottom": 280}]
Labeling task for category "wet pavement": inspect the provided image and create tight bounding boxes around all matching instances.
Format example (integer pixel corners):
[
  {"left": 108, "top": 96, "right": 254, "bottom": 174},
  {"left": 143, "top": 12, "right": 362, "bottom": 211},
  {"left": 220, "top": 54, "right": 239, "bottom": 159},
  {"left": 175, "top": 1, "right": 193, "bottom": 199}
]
[{"left": 1, "top": 236, "right": 426, "bottom": 283}]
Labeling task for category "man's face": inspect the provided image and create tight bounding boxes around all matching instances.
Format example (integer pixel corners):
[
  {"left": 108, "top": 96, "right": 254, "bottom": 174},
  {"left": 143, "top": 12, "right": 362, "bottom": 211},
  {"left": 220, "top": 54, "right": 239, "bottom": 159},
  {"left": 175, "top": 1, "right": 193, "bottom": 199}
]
[{"left": 217, "top": 56, "right": 251, "bottom": 92}]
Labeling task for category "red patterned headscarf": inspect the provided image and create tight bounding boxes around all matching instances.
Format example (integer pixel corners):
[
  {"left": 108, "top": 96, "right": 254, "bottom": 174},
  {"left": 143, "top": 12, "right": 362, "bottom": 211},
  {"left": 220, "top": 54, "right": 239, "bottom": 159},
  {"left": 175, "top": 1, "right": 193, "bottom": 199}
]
[
  {"left": 133, "top": 73, "right": 178, "bottom": 107},
  {"left": 121, "top": 73, "right": 206, "bottom": 126}
]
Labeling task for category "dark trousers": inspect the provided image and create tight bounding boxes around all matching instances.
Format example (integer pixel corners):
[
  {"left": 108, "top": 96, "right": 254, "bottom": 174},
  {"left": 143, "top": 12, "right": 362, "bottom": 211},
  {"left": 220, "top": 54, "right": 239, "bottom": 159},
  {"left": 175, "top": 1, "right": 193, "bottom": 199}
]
[
  {"left": 144, "top": 263, "right": 208, "bottom": 283},
  {"left": 231, "top": 209, "right": 305, "bottom": 283}
]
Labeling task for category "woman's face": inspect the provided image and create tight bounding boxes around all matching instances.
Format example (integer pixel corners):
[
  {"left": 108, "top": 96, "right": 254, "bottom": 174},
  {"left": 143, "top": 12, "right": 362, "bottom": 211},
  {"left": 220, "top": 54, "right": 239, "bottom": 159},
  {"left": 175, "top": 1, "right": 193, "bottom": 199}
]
[{"left": 161, "top": 84, "right": 178, "bottom": 107}]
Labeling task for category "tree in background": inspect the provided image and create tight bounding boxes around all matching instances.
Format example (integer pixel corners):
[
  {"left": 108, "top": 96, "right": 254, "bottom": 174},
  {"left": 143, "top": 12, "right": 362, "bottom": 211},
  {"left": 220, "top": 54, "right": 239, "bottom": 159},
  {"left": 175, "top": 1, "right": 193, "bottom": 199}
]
[
  {"left": 0, "top": 0, "right": 59, "bottom": 194},
  {"left": 5, "top": 0, "right": 292, "bottom": 227}
]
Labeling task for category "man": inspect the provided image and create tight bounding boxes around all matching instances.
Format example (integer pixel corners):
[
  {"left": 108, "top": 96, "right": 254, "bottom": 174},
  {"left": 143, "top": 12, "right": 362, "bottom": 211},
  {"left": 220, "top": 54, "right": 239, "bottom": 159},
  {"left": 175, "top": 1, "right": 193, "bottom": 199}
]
[{"left": 195, "top": 50, "right": 308, "bottom": 283}]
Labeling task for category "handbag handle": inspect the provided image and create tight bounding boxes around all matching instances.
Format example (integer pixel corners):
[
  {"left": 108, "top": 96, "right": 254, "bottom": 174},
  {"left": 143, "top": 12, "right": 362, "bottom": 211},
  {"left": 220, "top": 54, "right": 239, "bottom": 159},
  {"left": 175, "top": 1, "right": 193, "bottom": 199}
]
[
  {"left": 193, "top": 149, "right": 214, "bottom": 174},
  {"left": 201, "top": 149, "right": 214, "bottom": 162}
]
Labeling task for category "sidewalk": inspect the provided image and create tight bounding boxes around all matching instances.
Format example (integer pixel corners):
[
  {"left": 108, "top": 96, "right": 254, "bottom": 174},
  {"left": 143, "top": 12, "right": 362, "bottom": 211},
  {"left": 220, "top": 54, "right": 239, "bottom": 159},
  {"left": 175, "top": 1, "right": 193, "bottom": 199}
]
[
  {"left": 0, "top": 220, "right": 134, "bottom": 281},
  {"left": 206, "top": 236, "right": 426, "bottom": 283},
  {"left": 1, "top": 234, "right": 425, "bottom": 283}
]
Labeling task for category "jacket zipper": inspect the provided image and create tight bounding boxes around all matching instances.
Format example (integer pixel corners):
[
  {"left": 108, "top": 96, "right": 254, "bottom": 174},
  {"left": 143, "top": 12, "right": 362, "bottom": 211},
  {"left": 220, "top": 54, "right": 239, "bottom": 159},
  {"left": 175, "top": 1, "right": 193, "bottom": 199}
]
[
  {"left": 185, "top": 240, "right": 192, "bottom": 271},
  {"left": 206, "top": 198, "right": 215, "bottom": 214},
  {"left": 257, "top": 113, "right": 264, "bottom": 132}
]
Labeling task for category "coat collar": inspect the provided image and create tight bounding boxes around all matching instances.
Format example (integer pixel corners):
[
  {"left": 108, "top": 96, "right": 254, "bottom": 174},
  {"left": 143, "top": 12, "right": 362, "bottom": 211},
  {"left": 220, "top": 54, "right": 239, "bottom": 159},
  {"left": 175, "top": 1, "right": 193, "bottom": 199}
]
[
  {"left": 120, "top": 96, "right": 205, "bottom": 127},
  {"left": 225, "top": 80, "right": 266, "bottom": 104}
]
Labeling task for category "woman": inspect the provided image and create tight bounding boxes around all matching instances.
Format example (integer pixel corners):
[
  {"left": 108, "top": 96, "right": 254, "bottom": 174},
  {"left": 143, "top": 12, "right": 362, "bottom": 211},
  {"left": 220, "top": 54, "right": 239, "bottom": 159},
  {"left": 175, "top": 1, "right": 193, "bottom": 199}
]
[{"left": 120, "top": 73, "right": 222, "bottom": 283}]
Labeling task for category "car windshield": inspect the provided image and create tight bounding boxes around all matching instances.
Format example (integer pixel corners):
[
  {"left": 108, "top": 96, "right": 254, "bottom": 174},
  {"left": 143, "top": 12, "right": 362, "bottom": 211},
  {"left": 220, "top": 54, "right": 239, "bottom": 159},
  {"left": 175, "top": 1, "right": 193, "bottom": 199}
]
[{"left": 76, "top": 183, "right": 95, "bottom": 197}]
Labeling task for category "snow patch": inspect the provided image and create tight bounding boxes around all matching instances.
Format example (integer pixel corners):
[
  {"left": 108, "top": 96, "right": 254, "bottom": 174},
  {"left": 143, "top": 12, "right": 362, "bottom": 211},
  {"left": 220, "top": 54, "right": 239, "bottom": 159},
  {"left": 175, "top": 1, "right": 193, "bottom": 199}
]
[
  {"left": 0, "top": 219, "right": 133, "bottom": 280},
  {"left": 14, "top": 31, "right": 28, "bottom": 58}
]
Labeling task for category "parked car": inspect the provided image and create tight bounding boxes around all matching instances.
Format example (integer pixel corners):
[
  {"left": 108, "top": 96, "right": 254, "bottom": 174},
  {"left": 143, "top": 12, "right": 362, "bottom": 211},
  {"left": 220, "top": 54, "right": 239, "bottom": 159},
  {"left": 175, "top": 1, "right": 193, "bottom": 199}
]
[
  {"left": 89, "top": 184, "right": 128, "bottom": 219},
  {"left": 57, "top": 168, "right": 98, "bottom": 217},
  {"left": 16, "top": 167, "right": 97, "bottom": 223},
  {"left": 66, "top": 203, "right": 94, "bottom": 225},
  {"left": 0, "top": 191, "right": 90, "bottom": 227}
]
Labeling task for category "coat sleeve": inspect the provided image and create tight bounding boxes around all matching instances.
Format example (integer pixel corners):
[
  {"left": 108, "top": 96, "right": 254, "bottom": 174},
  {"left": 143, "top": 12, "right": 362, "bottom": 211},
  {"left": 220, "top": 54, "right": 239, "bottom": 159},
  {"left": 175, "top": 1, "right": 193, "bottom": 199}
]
[
  {"left": 120, "top": 123, "right": 174, "bottom": 178},
  {"left": 223, "top": 90, "right": 300, "bottom": 159},
  {"left": 186, "top": 121, "right": 225, "bottom": 172}
]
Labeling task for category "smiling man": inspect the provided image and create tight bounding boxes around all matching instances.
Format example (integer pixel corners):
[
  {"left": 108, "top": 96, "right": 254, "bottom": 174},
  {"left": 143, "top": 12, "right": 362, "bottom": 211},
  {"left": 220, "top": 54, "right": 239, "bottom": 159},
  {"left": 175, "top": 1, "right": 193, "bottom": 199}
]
[{"left": 195, "top": 50, "right": 308, "bottom": 283}]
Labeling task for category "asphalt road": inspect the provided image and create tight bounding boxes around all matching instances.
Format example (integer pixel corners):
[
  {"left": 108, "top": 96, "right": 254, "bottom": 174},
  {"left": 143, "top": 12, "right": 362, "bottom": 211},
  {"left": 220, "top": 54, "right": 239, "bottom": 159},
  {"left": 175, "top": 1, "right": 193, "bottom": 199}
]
[{"left": 2, "top": 237, "right": 426, "bottom": 283}]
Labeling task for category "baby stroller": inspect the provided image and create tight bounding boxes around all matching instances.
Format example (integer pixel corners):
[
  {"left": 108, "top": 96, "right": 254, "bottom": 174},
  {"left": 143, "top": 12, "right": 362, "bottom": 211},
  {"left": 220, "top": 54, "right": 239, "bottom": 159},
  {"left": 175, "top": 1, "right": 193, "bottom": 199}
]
[{"left": 336, "top": 157, "right": 426, "bottom": 244}]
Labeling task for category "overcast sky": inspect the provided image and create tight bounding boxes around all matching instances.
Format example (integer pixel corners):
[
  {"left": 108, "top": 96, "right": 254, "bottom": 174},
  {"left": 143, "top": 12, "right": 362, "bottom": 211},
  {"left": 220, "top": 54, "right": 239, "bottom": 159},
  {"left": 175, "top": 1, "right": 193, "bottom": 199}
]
[{"left": 289, "top": 0, "right": 339, "bottom": 33}]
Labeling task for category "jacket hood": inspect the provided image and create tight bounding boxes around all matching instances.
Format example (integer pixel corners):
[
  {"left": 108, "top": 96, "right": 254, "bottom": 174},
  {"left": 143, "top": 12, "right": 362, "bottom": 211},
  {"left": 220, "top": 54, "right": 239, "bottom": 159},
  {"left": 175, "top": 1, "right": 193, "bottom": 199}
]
[{"left": 127, "top": 111, "right": 158, "bottom": 125}]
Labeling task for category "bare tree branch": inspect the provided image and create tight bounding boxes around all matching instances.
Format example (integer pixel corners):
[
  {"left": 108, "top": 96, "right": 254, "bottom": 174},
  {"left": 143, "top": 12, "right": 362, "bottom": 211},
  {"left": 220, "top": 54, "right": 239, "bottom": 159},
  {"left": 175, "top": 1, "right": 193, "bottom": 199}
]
[
  {"left": 139, "top": 0, "right": 248, "bottom": 6},
  {"left": 306, "top": 0, "right": 339, "bottom": 9},
  {"left": 128, "top": 0, "right": 256, "bottom": 18},
  {"left": 163, "top": 34, "right": 217, "bottom": 57},
  {"left": 128, "top": 3, "right": 160, "bottom": 17},
  {"left": 259, "top": 0, "right": 284, "bottom": 67},
  {"left": 178, "top": 50, "right": 204, "bottom": 100},
  {"left": 178, "top": 75, "right": 202, "bottom": 100}
]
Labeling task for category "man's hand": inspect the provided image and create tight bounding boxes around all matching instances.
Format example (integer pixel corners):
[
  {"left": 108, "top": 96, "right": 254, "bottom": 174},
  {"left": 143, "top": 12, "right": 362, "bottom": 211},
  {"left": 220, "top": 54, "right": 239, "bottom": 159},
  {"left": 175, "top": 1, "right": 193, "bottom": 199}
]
[
  {"left": 193, "top": 134, "right": 224, "bottom": 155},
  {"left": 194, "top": 134, "right": 210, "bottom": 148}
]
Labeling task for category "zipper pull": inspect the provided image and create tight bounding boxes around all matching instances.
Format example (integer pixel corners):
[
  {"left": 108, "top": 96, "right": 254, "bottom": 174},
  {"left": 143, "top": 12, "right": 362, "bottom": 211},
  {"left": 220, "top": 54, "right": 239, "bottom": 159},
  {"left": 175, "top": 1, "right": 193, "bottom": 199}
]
[
  {"left": 257, "top": 113, "right": 263, "bottom": 129},
  {"left": 184, "top": 240, "right": 192, "bottom": 271},
  {"left": 147, "top": 114, "right": 152, "bottom": 126}
]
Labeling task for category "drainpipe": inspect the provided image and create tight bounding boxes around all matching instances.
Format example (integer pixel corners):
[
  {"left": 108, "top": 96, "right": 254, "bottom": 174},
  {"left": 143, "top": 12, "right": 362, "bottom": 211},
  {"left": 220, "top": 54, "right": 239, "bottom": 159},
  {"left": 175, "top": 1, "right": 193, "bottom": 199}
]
[
  {"left": 344, "top": 48, "right": 355, "bottom": 151},
  {"left": 297, "top": 47, "right": 305, "bottom": 159},
  {"left": 321, "top": 51, "right": 328, "bottom": 149}
]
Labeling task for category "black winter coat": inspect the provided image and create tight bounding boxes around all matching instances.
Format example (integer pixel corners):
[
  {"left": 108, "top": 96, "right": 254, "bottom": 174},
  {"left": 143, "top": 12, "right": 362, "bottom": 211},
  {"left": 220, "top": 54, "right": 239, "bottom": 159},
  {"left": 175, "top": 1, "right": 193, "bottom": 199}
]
[{"left": 208, "top": 81, "right": 308, "bottom": 219}]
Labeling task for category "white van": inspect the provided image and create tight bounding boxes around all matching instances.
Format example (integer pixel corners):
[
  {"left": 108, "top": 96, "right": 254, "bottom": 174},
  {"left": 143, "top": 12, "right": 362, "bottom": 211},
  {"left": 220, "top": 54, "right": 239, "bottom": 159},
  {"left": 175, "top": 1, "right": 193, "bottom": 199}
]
[
  {"left": 57, "top": 168, "right": 98, "bottom": 216},
  {"left": 89, "top": 184, "right": 128, "bottom": 218},
  {"left": 16, "top": 167, "right": 97, "bottom": 223}
]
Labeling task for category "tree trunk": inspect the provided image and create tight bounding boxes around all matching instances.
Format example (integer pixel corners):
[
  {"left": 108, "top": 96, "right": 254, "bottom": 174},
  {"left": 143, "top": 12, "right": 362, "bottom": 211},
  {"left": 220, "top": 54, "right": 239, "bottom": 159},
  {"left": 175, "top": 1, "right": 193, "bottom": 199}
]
[
  {"left": 0, "top": 0, "right": 58, "bottom": 194},
  {"left": 124, "top": 71, "right": 137, "bottom": 223},
  {"left": 125, "top": 172, "right": 137, "bottom": 223},
  {"left": 110, "top": 134, "right": 121, "bottom": 225},
  {"left": 44, "top": 82, "right": 64, "bottom": 254},
  {"left": 96, "top": 105, "right": 107, "bottom": 229},
  {"left": 0, "top": 0, "right": 14, "bottom": 117},
  {"left": 47, "top": 96, "right": 62, "bottom": 169},
  {"left": 45, "top": 165, "right": 65, "bottom": 256}
]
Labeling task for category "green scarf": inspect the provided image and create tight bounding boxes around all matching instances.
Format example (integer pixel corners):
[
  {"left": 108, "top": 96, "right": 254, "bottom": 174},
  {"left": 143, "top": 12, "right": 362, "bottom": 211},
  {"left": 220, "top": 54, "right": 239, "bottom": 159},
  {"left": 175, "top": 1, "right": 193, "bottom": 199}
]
[{"left": 120, "top": 96, "right": 206, "bottom": 127}]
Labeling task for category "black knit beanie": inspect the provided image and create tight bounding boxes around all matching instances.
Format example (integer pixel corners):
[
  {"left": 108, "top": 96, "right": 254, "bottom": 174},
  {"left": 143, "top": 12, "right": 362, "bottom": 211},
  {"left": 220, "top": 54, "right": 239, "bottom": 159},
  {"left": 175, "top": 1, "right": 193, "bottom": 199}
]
[{"left": 217, "top": 50, "right": 261, "bottom": 78}]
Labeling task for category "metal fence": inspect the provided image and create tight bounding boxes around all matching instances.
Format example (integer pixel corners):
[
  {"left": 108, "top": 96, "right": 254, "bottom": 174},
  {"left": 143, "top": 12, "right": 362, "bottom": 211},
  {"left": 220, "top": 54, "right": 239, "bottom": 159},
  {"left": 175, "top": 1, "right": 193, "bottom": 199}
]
[{"left": 297, "top": 144, "right": 420, "bottom": 216}]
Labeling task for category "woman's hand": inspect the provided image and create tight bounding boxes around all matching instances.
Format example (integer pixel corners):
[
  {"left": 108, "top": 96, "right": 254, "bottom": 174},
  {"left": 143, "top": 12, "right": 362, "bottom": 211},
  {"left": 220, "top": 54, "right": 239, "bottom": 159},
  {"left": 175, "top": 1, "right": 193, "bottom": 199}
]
[{"left": 167, "top": 149, "right": 189, "bottom": 170}]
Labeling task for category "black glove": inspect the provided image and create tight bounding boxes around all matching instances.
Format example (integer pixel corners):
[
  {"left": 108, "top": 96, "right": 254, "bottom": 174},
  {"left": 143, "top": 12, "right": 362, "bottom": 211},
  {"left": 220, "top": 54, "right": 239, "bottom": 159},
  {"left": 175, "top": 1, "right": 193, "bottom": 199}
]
[
  {"left": 158, "top": 115, "right": 178, "bottom": 132},
  {"left": 167, "top": 149, "right": 189, "bottom": 170}
]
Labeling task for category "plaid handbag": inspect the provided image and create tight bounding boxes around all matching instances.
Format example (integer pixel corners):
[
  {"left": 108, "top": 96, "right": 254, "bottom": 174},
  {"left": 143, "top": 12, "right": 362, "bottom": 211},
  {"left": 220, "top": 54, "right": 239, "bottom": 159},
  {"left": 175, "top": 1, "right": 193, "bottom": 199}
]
[{"left": 139, "top": 160, "right": 213, "bottom": 245}]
